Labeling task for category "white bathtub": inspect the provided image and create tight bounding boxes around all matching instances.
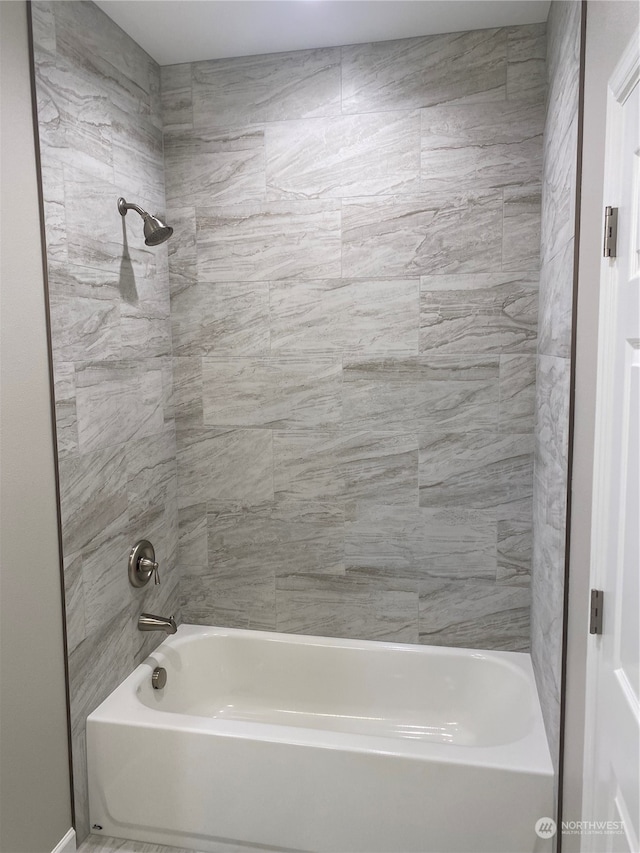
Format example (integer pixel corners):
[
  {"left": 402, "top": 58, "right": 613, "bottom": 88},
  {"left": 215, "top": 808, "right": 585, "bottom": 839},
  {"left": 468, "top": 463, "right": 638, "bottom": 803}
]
[{"left": 87, "top": 625, "right": 553, "bottom": 853}]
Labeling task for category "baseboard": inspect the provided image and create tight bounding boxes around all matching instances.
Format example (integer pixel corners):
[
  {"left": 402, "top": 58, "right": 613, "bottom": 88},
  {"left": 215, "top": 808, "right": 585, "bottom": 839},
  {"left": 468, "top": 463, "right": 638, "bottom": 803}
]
[{"left": 51, "top": 828, "right": 76, "bottom": 853}]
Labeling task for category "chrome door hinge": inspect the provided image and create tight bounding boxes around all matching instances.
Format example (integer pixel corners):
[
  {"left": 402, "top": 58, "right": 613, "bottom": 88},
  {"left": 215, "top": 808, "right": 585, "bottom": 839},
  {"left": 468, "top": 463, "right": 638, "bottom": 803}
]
[
  {"left": 590, "top": 589, "right": 604, "bottom": 635},
  {"left": 603, "top": 206, "right": 618, "bottom": 258}
]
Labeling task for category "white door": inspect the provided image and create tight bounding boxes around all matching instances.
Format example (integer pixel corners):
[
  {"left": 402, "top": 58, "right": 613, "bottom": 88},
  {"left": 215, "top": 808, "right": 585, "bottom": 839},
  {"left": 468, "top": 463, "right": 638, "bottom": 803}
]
[{"left": 583, "top": 29, "right": 640, "bottom": 853}]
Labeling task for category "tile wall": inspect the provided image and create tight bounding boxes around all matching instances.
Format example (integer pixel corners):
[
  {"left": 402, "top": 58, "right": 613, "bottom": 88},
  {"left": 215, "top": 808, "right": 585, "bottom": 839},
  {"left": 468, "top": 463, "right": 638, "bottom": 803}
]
[
  {"left": 31, "top": 1, "right": 179, "bottom": 841},
  {"left": 163, "top": 24, "right": 547, "bottom": 647},
  {"left": 531, "top": 0, "right": 582, "bottom": 772}
]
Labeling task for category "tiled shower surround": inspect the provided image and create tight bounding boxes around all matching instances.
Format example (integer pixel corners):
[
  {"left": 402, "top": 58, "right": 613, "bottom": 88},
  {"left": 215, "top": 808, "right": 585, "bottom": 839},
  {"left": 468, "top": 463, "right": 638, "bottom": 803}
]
[
  {"left": 31, "top": 1, "right": 179, "bottom": 839},
  {"left": 30, "top": 1, "right": 556, "bottom": 840},
  {"left": 164, "top": 25, "right": 546, "bottom": 644},
  {"left": 531, "top": 0, "right": 582, "bottom": 772}
]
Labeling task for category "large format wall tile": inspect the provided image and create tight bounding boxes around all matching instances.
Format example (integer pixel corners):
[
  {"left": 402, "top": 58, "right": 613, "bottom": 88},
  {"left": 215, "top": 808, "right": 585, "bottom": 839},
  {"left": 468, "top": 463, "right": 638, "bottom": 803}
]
[
  {"left": 420, "top": 101, "right": 544, "bottom": 193},
  {"left": 341, "top": 29, "right": 507, "bottom": 114},
  {"left": 419, "top": 578, "right": 530, "bottom": 650},
  {"left": 191, "top": 47, "right": 341, "bottom": 126},
  {"left": 164, "top": 22, "right": 544, "bottom": 660},
  {"left": 171, "top": 280, "right": 270, "bottom": 356},
  {"left": 506, "top": 23, "right": 547, "bottom": 102},
  {"left": 202, "top": 357, "right": 342, "bottom": 429},
  {"left": 420, "top": 272, "right": 538, "bottom": 354},
  {"left": 419, "top": 431, "right": 533, "bottom": 509},
  {"left": 342, "top": 356, "right": 500, "bottom": 432},
  {"left": 33, "top": 2, "right": 178, "bottom": 841},
  {"left": 176, "top": 427, "right": 274, "bottom": 505},
  {"left": 270, "top": 279, "right": 418, "bottom": 355},
  {"left": 196, "top": 201, "right": 341, "bottom": 281},
  {"left": 342, "top": 193, "right": 503, "bottom": 278},
  {"left": 266, "top": 112, "right": 420, "bottom": 199},
  {"left": 164, "top": 126, "right": 266, "bottom": 207},
  {"left": 531, "top": 1, "right": 581, "bottom": 776}
]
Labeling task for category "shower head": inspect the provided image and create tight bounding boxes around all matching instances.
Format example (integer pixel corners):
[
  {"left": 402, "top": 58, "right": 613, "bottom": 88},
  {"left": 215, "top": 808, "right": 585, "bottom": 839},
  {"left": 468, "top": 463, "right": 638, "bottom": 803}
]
[{"left": 117, "top": 197, "right": 173, "bottom": 246}]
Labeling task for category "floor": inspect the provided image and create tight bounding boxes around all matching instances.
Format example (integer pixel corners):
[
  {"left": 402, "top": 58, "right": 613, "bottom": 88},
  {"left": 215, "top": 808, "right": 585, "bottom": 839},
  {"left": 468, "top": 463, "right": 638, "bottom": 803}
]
[{"left": 77, "top": 834, "right": 284, "bottom": 853}]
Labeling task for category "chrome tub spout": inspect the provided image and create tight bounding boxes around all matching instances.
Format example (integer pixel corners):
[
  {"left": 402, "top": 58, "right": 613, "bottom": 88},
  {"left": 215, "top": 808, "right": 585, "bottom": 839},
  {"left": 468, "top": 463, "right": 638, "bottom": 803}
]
[{"left": 138, "top": 613, "right": 177, "bottom": 634}]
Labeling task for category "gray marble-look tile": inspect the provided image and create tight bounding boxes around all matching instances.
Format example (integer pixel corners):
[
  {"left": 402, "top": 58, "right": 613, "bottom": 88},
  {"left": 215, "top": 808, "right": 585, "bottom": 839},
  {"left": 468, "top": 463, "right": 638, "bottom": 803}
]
[
  {"left": 176, "top": 427, "right": 274, "bottom": 507},
  {"left": 202, "top": 357, "right": 342, "bottom": 429},
  {"left": 533, "top": 357, "right": 570, "bottom": 589},
  {"left": 68, "top": 607, "right": 133, "bottom": 733},
  {"left": 171, "top": 280, "right": 270, "bottom": 356},
  {"left": 191, "top": 47, "right": 341, "bottom": 126},
  {"left": 273, "top": 429, "right": 418, "bottom": 505},
  {"left": 420, "top": 101, "right": 544, "bottom": 193},
  {"left": 419, "top": 431, "right": 533, "bottom": 509},
  {"left": 31, "top": 1, "right": 56, "bottom": 55},
  {"left": 497, "top": 511, "right": 533, "bottom": 586},
  {"left": 273, "top": 430, "right": 345, "bottom": 501},
  {"left": 420, "top": 272, "right": 538, "bottom": 354},
  {"left": 111, "top": 103, "right": 165, "bottom": 208},
  {"left": 538, "top": 237, "right": 575, "bottom": 359},
  {"left": 266, "top": 111, "right": 420, "bottom": 199},
  {"left": 64, "top": 552, "right": 86, "bottom": 655},
  {"left": 126, "top": 425, "right": 178, "bottom": 525},
  {"left": 167, "top": 207, "right": 197, "bottom": 295},
  {"left": 275, "top": 573, "right": 372, "bottom": 639},
  {"left": 196, "top": 201, "right": 341, "bottom": 282},
  {"left": 120, "top": 303, "right": 171, "bottom": 360},
  {"left": 343, "top": 356, "right": 499, "bottom": 432},
  {"left": 541, "top": 116, "right": 578, "bottom": 267},
  {"left": 39, "top": 159, "right": 67, "bottom": 262},
  {"left": 81, "top": 525, "right": 134, "bottom": 636},
  {"left": 503, "top": 185, "right": 542, "bottom": 271},
  {"left": 58, "top": 444, "right": 128, "bottom": 555},
  {"left": 545, "top": 3, "right": 581, "bottom": 155},
  {"left": 160, "top": 62, "right": 193, "bottom": 130},
  {"left": 342, "top": 193, "right": 503, "bottom": 278},
  {"left": 506, "top": 23, "right": 547, "bottom": 103},
  {"left": 47, "top": 263, "right": 121, "bottom": 363},
  {"left": 171, "top": 357, "right": 203, "bottom": 430},
  {"left": 53, "top": 361, "right": 79, "bottom": 455},
  {"left": 178, "top": 503, "right": 208, "bottom": 567},
  {"left": 52, "top": 0, "right": 152, "bottom": 112},
  {"left": 208, "top": 500, "right": 344, "bottom": 578},
  {"left": 341, "top": 29, "right": 506, "bottom": 114},
  {"left": 499, "top": 354, "right": 536, "bottom": 433},
  {"left": 34, "top": 52, "right": 113, "bottom": 183},
  {"left": 419, "top": 578, "right": 530, "bottom": 650},
  {"left": 63, "top": 165, "right": 155, "bottom": 279},
  {"left": 75, "top": 361, "right": 164, "bottom": 453},
  {"left": 345, "top": 504, "right": 497, "bottom": 579},
  {"left": 164, "top": 125, "right": 265, "bottom": 207},
  {"left": 181, "top": 568, "right": 276, "bottom": 631},
  {"left": 341, "top": 431, "right": 419, "bottom": 507},
  {"left": 270, "top": 278, "right": 418, "bottom": 356}
]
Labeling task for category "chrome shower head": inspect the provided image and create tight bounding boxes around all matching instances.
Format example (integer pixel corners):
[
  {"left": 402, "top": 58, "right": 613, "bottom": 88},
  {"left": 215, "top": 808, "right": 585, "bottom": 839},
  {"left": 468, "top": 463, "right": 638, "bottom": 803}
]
[{"left": 117, "top": 197, "right": 173, "bottom": 246}]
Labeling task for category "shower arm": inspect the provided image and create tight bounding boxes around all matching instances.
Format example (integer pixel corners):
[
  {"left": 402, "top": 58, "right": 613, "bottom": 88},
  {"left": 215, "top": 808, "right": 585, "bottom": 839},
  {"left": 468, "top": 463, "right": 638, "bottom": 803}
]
[{"left": 118, "top": 198, "right": 147, "bottom": 218}]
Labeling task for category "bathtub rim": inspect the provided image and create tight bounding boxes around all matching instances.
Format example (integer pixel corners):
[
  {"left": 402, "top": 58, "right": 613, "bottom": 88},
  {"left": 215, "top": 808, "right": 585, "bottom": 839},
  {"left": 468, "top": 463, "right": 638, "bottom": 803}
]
[{"left": 88, "top": 623, "right": 554, "bottom": 778}]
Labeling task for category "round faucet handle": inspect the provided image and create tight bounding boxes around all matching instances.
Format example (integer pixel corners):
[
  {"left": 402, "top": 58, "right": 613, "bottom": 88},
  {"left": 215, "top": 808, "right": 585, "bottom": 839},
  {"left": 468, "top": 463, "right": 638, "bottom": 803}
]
[{"left": 128, "top": 540, "right": 161, "bottom": 587}]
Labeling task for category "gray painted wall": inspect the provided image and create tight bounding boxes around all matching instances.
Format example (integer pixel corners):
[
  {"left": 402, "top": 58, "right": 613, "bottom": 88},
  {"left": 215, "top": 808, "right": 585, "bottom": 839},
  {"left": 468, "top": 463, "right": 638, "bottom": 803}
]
[
  {"left": 531, "top": 0, "right": 582, "bottom": 777},
  {"left": 0, "top": 3, "right": 72, "bottom": 851},
  {"left": 164, "top": 25, "right": 546, "bottom": 648},
  {"left": 31, "top": 0, "right": 179, "bottom": 841}
]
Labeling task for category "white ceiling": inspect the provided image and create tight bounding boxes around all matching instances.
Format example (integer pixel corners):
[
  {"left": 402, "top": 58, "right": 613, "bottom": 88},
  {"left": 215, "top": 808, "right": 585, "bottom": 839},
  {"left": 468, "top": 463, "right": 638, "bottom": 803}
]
[{"left": 94, "top": 0, "right": 551, "bottom": 66}]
